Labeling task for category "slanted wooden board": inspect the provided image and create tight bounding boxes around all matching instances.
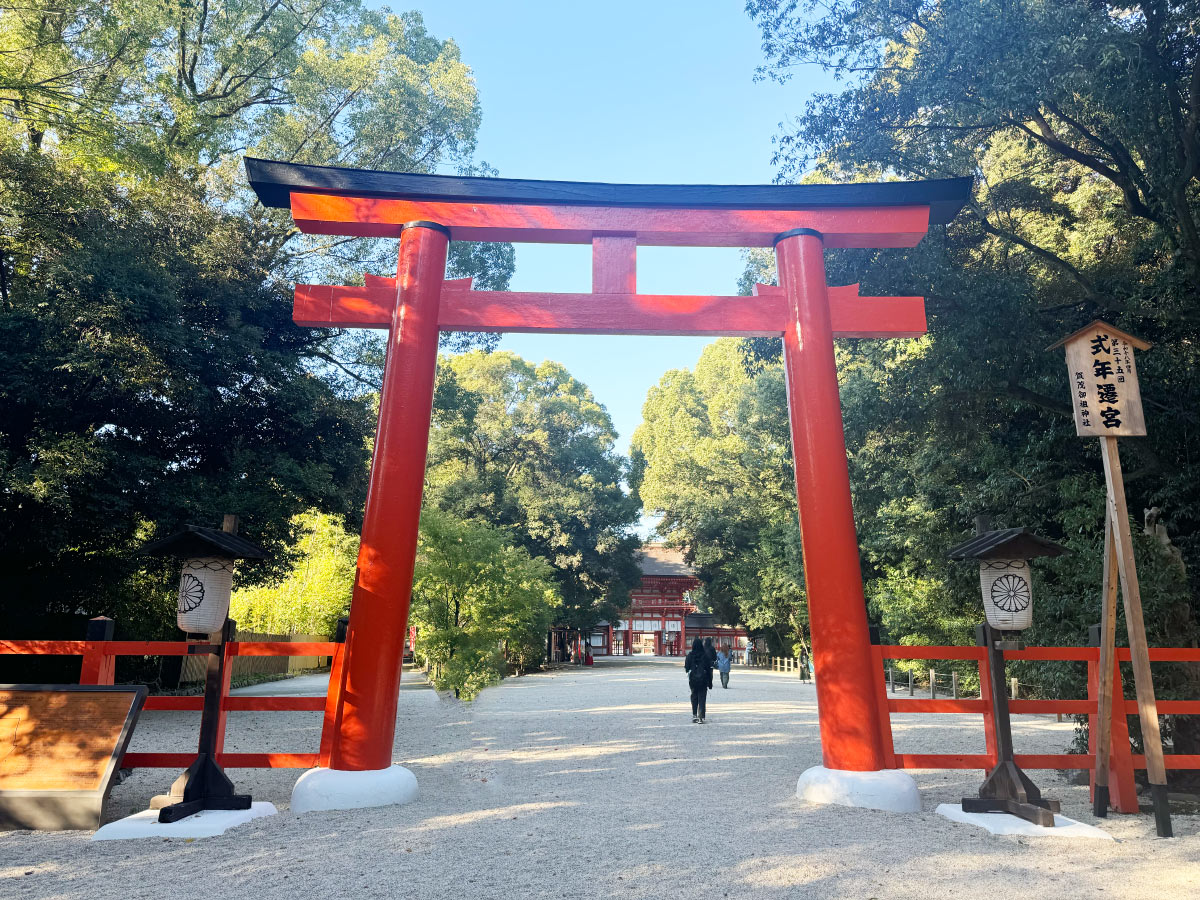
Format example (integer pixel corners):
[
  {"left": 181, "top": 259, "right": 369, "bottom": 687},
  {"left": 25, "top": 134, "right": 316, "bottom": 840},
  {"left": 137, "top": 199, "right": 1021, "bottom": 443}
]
[{"left": 0, "top": 684, "right": 147, "bottom": 830}]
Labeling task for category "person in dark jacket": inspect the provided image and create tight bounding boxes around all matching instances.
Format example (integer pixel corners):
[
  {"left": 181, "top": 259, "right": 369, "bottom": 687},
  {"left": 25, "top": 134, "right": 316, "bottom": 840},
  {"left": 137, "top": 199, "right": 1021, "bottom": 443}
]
[
  {"left": 685, "top": 638, "right": 712, "bottom": 724},
  {"left": 703, "top": 637, "right": 717, "bottom": 689}
]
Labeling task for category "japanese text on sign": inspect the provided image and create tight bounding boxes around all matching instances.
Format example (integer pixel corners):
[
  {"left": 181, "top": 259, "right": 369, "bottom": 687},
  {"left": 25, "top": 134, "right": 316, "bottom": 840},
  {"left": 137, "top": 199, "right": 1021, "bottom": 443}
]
[{"left": 1061, "top": 327, "right": 1146, "bottom": 437}]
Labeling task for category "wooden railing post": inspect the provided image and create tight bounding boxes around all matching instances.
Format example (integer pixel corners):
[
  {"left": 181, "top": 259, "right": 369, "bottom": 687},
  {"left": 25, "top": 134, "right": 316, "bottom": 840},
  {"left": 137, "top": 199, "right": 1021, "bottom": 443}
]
[
  {"left": 79, "top": 616, "right": 115, "bottom": 685},
  {"left": 952, "top": 670, "right": 959, "bottom": 700},
  {"left": 929, "top": 668, "right": 936, "bottom": 699},
  {"left": 908, "top": 670, "right": 914, "bottom": 695},
  {"left": 213, "top": 619, "right": 236, "bottom": 763},
  {"left": 318, "top": 617, "right": 351, "bottom": 768},
  {"left": 978, "top": 630, "right": 998, "bottom": 774},
  {"left": 1088, "top": 625, "right": 1138, "bottom": 813},
  {"left": 869, "top": 635, "right": 897, "bottom": 768}
]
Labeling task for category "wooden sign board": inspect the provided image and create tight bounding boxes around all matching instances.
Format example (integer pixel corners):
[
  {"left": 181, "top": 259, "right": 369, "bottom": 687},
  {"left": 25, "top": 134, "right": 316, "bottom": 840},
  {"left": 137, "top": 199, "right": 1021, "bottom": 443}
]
[
  {"left": 0, "top": 684, "right": 147, "bottom": 830},
  {"left": 1050, "top": 320, "right": 1150, "bottom": 437}
]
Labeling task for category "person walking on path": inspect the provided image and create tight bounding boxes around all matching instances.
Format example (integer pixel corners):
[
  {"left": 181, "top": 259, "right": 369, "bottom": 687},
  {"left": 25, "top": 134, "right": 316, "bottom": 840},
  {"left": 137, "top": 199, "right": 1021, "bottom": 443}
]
[
  {"left": 715, "top": 646, "right": 732, "bottom": 689},
  {"left": 685, "top": 638, "right": 712, "bottom": 724},
  {"left": 703, "top": 637, "right": 717, "bottom": 689}
]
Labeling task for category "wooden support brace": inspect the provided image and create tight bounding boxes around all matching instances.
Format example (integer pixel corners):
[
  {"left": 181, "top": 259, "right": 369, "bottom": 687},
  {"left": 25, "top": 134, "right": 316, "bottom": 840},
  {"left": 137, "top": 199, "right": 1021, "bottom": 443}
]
[
  {"left": 1099, "top": 435, "right": 1172, "bottom": 836},
  {"left": 1092, "top": 517, "right": 1120, "bottom": 815},
  {"left": 79, "top": 617, "right": 116, "bottom": 685}
]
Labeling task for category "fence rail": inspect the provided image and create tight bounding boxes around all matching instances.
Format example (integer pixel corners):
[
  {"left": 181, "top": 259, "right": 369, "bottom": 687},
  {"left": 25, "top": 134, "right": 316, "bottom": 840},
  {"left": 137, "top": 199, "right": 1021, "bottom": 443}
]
[
  {"left": 870, "top": 642, "right": 1200, "bottom": 813},
  {"left": 747, "top": 652, "right": 811, "bottom": 680},
  {"left": 178, "top": 630, "right": 330, "bottom": 683},
  {"left": 3, "top": 629, "right": 1197, "bottom": 803},
  {"left": 884, "top": 665, "right": 1041, "bottom": 706},
  {"left": 0, "top": 627, "right": 344, "bottom": 771}
]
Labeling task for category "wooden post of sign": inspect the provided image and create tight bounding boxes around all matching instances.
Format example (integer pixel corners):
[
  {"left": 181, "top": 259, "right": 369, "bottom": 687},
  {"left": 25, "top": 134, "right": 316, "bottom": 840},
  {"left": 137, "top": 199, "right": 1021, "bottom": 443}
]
[
  {"left": 1049, "top": 321, "right": 1171, "bottom": 837},
  {"left": 1099, "top": 436, "right": 1171, "bottom": 836},
  {"left": 1092, "top": 517, "right": 1120, "bottom": 816}
]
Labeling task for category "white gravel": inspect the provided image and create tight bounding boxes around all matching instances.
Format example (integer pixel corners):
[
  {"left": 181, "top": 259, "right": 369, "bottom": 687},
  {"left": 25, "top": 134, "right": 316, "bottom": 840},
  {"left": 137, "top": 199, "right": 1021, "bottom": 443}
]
[{"left": 2, "top": 658, "right": 1197, "bottom": 899}]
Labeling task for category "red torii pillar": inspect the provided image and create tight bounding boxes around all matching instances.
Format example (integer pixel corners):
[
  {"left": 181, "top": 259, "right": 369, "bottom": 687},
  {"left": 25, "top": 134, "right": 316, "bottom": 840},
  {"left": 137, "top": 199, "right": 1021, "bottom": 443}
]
[
  {"left": 331, "top": 222, "right": 447, "bottom": 772},
  {"left": 247, "top": 157, "right": 971, "bottom": 810},
  {"left": 777, "top": 228, "right": 885, "bottom": 770}
]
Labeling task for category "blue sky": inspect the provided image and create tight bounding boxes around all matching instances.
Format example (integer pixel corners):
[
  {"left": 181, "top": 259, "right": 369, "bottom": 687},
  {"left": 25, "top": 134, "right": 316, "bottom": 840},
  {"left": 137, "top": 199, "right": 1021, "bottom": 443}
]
[{"left": 407, "top": 1, "right": 830, "bottom": 455}]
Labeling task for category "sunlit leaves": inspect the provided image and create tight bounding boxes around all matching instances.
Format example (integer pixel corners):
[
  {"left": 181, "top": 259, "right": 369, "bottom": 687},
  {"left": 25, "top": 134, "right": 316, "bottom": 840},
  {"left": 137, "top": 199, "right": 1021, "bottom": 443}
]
[{"left": 426, "top": 352, "right": 641, "bottom": 636}]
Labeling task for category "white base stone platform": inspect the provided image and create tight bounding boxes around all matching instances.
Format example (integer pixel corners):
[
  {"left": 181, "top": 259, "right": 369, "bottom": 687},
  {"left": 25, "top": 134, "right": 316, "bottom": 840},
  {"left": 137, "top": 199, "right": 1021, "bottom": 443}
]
[
  {"left": 92, "top": 802, "right": 276, "bottom": 840},
  {"left": 796, "top": 765, "right": 922, "bottom": 813},
  {"left": 290, "top": 764, "right": 418, "bottom": 814},
  {"left": 936, "top": 803, "right": 1114, "bottom": 839}
]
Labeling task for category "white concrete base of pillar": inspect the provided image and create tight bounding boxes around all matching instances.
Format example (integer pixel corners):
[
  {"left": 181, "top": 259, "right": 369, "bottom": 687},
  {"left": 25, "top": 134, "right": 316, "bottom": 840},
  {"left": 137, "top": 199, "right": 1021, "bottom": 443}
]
[
  {"left": 796, "top": 765, "right": 921, "bottom": 813},
  {"left": 290, "top": 765, "right": 418, "bottom": 814}
]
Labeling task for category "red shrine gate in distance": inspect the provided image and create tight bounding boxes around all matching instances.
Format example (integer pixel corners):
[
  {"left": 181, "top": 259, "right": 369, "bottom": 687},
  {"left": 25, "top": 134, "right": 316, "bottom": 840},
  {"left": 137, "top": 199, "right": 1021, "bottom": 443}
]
[
  {"left": 625, "top": 544, "right": 701, "bottom": 657},
  {"left": 559, "top": 545, "right": 749, "bottom": 658},
  {"left": 245, "top": 158, "right": 971, "bottom": 806}
]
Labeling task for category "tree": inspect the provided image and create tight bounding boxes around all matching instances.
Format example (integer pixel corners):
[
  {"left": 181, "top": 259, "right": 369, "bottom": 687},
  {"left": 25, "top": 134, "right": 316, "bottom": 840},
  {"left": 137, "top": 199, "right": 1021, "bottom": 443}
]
[
  {"left": 2, "top": 2, "right": 479, "bottom": 174},
  {"left": 749, "top": 1, "right": 1200, "bottom": 275},
  {"left": 746, "top": 0, "right": 1200, "bottom": 753},
  {"left": 427, "top": 352, "right": 642, "bottom": 635},
  {"left": 1, "top": 1, "right": 515, "bottom": 363},
  {"left": 632, "top": 340, "right": 807, "bottom": 654},
  {"left": 410, "top": 507, "right": 559, "bottom": 698},
  {"left": 0, "top": 142, "right": 372, "bottom": 636},
  {"left": 0, "top": 2, "right": 513, "bottom": 641},
  {"left": 230, "top": 511, "right": 359, "bottom": 636}
]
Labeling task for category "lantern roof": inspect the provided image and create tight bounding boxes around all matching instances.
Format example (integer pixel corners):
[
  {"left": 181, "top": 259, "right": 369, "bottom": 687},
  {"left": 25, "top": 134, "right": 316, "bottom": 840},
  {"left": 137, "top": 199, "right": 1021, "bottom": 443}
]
[
  {"left": 243, "top": 157, "right": 973, "bottom": 225},
  {"left": 1045, "top": 320, "right": 1152, "bottom": 352},
  {"left": 141, "top": 524, "right": 266, "bottom": 560},
  {"left": 947, "top": 528, "right": 1069, "bottom": 561}
]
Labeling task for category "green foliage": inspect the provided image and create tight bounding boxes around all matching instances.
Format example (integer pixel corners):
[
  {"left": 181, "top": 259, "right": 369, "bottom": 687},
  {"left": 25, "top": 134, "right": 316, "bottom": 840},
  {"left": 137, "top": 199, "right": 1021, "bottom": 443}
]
[
  {"left": 0, "top": 1, "right": 512, "bottom": 639},
  {"left": 1, "top": 1, "right": 479, "bottom": 175},
  {"left": 632, "top": 340, "right": 805, "bottom": 653},
  {"left": 411, "top": 507, "right": 559, "bottom": 698},
  {"left": 0, "top": 142, "right": 371, "bottom": 636},
  {"left": 427, "top": 352, "right": 642, "bottom": 635},
  {"left": 230, "top": 511, "right": 359, "bottom": 636}
]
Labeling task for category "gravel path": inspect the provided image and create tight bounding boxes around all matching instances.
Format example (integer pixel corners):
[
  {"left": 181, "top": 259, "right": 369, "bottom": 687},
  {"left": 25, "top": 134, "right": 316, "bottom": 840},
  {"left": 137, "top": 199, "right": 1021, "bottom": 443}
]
[{"left": 2, "top": 658, "right": 1196, "bottom": 899}]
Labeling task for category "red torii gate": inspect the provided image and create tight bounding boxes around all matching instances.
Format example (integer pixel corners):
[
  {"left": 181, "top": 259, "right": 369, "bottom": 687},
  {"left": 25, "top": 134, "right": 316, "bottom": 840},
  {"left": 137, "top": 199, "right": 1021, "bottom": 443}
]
[{"left": 246, "top": 159, "right": 971, "bottom": 807}]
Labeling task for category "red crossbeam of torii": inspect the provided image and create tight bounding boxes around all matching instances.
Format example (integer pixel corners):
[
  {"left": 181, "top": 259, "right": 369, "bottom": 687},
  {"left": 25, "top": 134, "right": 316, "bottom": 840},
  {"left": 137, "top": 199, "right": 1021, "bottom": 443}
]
[
  {"left": 293, "top": 273, "right": 926, "bottom": 339},
  {"left": 246, "top": 158, "right": 971, "bottom": 794}
]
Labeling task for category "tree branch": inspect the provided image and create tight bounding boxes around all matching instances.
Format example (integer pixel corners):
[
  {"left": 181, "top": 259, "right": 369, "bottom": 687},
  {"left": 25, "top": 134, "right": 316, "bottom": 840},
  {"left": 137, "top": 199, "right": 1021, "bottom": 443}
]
[{"left": 971, "top": 203, "right": 1100, "bottom": 300}]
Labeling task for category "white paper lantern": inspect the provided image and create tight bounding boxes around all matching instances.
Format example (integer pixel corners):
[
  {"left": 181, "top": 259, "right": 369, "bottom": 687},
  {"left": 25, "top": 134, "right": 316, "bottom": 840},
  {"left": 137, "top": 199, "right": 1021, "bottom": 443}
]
[
  {"left": 979, "top": 558, "right": 1033, "bottom": 631},
  {"left": 177, "top": 556, "right": 235, "bottom": 634}
]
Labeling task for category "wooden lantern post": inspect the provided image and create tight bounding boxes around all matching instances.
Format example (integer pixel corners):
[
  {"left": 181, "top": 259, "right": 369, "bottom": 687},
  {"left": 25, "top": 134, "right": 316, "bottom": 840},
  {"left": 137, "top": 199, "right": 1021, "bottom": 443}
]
[
  {"left": 948, "top": 521, "right": 1069, "bottom": 827},
  {"left": 1049, "top": 321, "right": 1172, "bottom": 837},
  {"left": 141, "top": 516, "right": 266, "bottom": 823}
]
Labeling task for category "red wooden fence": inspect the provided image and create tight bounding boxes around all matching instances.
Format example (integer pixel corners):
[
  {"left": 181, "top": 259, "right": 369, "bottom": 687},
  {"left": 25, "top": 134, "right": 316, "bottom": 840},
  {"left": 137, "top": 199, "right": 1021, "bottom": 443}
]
[
  {"left": 871, "top": 643, "right": 1200, "bottom": 813},
  {"left": 0, "top": 637, "right": 345, "bottom": 771},
  {"left": 3, "top": 635, "right": 1196, "bottom": 811}
]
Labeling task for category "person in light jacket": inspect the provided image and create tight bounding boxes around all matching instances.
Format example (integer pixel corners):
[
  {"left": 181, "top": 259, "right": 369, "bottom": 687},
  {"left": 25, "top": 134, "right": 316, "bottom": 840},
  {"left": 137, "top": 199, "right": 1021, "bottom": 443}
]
[{"left": 715, "top": 646, "right": 732, "bottom": 688}]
